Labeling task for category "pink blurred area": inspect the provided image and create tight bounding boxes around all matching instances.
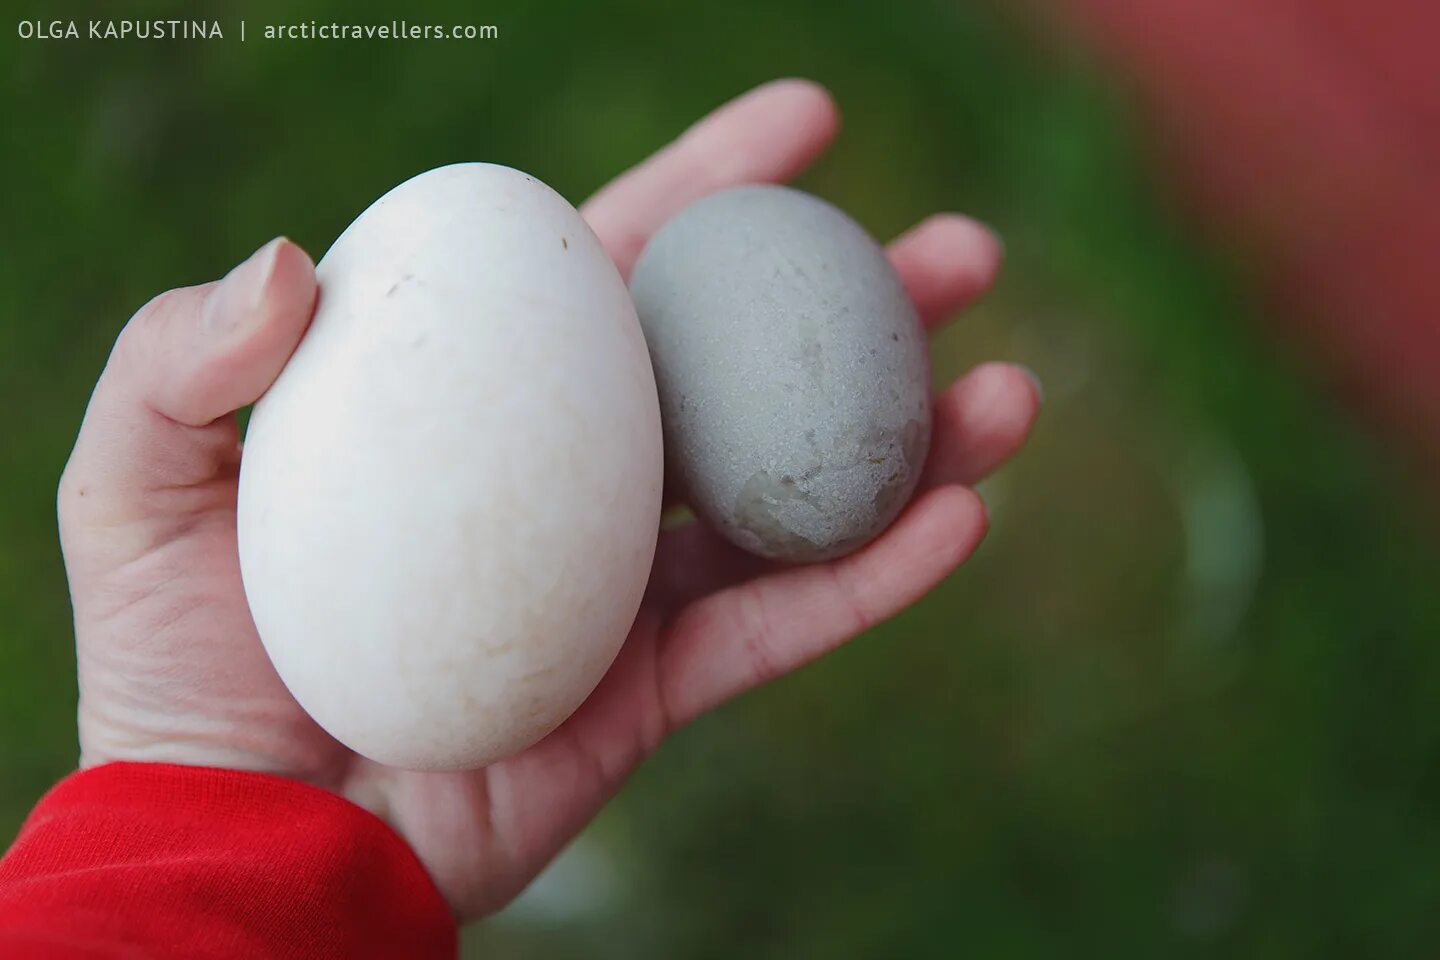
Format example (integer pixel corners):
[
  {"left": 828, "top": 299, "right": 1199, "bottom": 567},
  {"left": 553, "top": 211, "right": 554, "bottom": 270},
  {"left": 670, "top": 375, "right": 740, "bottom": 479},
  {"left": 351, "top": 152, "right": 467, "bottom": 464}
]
[{"left": 1051, "top": 0, "right": 1440, "bottom": 479}]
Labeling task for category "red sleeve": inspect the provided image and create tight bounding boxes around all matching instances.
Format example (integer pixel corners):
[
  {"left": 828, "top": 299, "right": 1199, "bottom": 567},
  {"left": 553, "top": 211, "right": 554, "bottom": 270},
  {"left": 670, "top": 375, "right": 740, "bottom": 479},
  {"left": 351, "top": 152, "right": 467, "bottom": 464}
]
[{"left": 0, "top": 763, "right": 457, "bottom": 959}]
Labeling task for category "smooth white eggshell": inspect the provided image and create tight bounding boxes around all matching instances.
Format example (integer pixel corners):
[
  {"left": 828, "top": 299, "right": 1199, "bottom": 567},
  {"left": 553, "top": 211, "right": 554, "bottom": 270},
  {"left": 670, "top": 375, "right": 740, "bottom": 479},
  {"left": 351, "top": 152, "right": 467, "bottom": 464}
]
[{"left": 237, "top": 163, "right": 663, "bottom": 771}]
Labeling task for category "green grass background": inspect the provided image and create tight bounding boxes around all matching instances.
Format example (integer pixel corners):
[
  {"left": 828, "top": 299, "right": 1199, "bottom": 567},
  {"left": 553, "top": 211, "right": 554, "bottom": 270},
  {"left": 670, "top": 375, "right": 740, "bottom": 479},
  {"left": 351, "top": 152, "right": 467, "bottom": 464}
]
[{"left": 4, "top": 0, "right": 1440, "bottom": 955}]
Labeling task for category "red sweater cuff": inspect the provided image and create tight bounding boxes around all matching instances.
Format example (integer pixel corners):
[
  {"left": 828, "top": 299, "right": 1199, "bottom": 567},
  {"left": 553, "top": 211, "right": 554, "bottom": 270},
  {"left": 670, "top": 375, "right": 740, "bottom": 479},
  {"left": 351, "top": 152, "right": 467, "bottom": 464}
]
[{"left": 0, "top": 763, "right": 456, "bottom": 959}]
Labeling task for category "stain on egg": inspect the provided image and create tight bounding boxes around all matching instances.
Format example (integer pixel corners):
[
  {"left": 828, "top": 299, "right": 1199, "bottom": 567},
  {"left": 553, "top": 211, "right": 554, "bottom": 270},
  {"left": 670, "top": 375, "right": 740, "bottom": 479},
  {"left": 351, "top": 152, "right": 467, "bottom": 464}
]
[
  {"left": 237, "top": 164, "right": 663, "bottom": 772},
  {"left": 629, "top": 185, "right": 931, "bottom": 562}
]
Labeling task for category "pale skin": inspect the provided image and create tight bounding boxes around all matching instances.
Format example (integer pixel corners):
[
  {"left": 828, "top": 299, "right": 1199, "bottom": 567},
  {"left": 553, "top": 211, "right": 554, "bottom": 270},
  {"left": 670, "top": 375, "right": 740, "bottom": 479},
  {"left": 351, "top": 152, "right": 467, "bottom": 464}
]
[{"left": 57, "top": 80, "right": 1041, "bottom": 920}]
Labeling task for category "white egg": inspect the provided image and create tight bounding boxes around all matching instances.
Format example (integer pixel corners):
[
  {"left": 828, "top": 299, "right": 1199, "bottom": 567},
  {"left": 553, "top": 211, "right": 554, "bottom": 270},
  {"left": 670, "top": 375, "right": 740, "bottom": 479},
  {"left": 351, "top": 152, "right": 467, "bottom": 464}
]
[{"left": 237, "top": 163, "right": 663, "bottom": 772}]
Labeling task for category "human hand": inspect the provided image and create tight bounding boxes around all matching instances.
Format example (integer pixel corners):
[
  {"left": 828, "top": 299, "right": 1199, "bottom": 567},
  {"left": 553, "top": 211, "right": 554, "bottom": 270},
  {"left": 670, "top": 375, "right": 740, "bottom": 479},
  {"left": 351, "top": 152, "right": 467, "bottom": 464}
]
[{"left": 57, "top": 79, "right": 1040, "bottom": 920}]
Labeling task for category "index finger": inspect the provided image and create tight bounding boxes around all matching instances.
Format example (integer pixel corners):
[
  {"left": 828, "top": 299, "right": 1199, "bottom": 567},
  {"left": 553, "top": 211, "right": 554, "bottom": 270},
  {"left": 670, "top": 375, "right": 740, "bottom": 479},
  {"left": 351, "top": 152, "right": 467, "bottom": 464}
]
[{"left": 581, "top": 79, "right": 840, "bottom": 278}]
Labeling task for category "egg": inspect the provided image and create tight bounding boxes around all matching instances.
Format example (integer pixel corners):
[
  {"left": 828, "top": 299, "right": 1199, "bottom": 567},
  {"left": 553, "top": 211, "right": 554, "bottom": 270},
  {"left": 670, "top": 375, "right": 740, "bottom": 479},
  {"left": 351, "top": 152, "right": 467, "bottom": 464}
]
[
  {"left": 629, "top": 185, "right": 930, "bottom": 562},
  {"left": 237, "top": 163, "right": 663, "bottom": 772}
]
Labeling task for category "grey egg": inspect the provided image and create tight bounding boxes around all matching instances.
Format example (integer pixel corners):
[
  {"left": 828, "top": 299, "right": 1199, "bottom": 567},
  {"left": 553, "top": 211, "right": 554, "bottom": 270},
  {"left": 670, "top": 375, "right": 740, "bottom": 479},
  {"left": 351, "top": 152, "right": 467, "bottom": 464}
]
[{"left": 629, "top": 184, "right": 931, "bottom": 562}]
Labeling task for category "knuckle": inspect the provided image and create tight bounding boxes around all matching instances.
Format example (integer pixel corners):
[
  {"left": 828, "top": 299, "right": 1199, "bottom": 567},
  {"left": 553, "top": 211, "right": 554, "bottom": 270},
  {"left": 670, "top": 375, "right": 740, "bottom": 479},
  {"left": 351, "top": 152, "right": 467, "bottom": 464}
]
[
  {"left": 55, "top": 452, "right": 109, "bottom": 528},
  {"left": 55, "top": 461, "right": 83, "bottom": 519},
  {"left": 735, "top": 589, "right": 782, "bottom": 687},
  {"left": 830, "top": 563, "right": 874, "bottom": 637},
  {"left": 54, "top": 458, "right": 107, "bottom": 557},
  {"left": 134, "top": 286, "right": 187, "bottom": 326},
  {"left": 117, "top": 288, "right": 183, "bottom": 354}
]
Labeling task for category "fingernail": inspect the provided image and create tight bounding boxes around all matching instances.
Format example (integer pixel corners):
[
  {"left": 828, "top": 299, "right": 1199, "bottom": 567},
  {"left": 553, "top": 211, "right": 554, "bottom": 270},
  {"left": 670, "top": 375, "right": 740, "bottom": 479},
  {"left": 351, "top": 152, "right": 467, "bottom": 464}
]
[
  {"left": 205, "top": 237, "right": 286, "bottom": 332},
  {"left": 1018, "top": 364, "right": 1044, "bottom": 404}
]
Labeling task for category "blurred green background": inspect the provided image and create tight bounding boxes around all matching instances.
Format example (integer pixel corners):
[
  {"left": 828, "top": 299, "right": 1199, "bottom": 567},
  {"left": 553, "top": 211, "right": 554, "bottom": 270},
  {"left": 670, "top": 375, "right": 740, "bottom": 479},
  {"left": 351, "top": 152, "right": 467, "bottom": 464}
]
[{"left": 5, "top": 0, "right": 1440, "bottom": 956}]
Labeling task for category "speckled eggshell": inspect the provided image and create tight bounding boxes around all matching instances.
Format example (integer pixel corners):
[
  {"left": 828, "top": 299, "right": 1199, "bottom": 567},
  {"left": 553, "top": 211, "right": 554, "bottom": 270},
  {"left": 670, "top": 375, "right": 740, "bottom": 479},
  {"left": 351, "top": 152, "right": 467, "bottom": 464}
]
[
  {"left": 629, "top": 184, "right": 930, "bottom": 562},
  {"left": 237, "top": 163, "right": 663, "bottom": 772}
]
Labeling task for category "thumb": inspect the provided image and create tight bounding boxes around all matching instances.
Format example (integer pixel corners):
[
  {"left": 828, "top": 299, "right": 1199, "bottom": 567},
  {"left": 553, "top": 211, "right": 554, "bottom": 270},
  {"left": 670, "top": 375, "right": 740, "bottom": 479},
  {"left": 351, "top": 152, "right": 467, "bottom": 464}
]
[
  {"left": 146, "top": 236, "right": 317, "bottom": 427},
  {"left": 60, "top": 238, "right": 316, "bottom": 546}
]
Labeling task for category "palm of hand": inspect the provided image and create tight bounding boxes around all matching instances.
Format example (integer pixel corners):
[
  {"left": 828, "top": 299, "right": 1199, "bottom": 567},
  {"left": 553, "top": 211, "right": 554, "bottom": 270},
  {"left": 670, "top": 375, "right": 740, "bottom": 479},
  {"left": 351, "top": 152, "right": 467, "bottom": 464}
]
[{"left": 59, "top": 81, "right": 1038, "bottom": 921}]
